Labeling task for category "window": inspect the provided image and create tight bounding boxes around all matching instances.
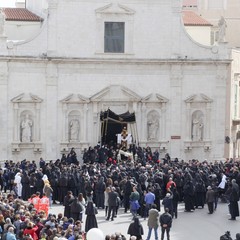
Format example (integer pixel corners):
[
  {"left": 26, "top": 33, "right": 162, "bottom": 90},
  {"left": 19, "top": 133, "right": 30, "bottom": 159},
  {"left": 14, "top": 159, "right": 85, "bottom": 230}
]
[{"left": 104, "top": 22, "right": 125, "bottom": 53}]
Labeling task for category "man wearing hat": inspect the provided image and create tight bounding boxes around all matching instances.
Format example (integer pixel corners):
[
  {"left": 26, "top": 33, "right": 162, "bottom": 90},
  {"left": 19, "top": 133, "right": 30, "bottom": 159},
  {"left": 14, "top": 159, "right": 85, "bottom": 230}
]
[{"left": 206, "top": 186, "right": 215, "bottom": 214}]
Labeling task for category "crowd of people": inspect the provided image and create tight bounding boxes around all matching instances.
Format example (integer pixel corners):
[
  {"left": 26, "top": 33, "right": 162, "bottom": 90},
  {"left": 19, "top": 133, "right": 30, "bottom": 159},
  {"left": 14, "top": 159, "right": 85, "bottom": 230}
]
[{"left": 0, "top": 143, "right": 239, "bottom": 240}]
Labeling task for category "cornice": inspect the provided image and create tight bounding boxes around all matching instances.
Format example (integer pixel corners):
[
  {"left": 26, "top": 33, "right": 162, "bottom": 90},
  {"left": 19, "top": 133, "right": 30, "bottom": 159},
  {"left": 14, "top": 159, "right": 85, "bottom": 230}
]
[{"left": 0, "top": 57, "right": 232, "bottom": 65}]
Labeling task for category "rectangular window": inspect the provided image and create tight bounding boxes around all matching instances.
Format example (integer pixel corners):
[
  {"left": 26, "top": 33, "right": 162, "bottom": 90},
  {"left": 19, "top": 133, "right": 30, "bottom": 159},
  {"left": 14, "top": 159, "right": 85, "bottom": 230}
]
[{"left": 104, "top": 22, "right": 125, "bottom": 53}]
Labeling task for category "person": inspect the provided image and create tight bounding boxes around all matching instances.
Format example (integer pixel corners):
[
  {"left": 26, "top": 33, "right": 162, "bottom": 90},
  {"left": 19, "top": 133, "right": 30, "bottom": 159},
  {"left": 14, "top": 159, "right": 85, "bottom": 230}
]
[
  {"left": 127, "top": 217, "right": 144, "bottom": 240},
  {"left": 63, "top": 191, "right": 74, "bottom": 219},
  {"left": 39, "top": 193, "right": 50, "bottom": 217},
  {"left": 104, "top": 187, "right": 110, "bottom": 217},
  {"left": 235, "top": 233, "right": 240, "bottom": 240},
  {"left": 227, "top": 179, "right": 239, "bottom": 220},
  {"left": 23, "top": 222, "right": 38, "bottom": 240},
  {"left": 95, "top": 177, "right": 106, "bottom": 209},
  {"left": 69, "top": 196, "right": 83, "bottom": 222},
  {"left": 159, "top": 208, "right": 172, "bottom": 240},
  {"left": 218, "top": 16, "right": 227, "bottom": 43},
  {"left": 78, "top": 193, "right": 86, "bottom": 222},
  {"left": 43, "top": 180, "right": 53, "bottom": 207},
  {"left": 146, "top": 204, "right": 159, "bottom": 240},
  {"left": 85, "top": 201, "right": 98, "bottom": 232},
  {"left": 162, "top": 193, "right": 173, "bottom": 217},
  {"left": 21, "top": 114, "right": 33, "bottom": 142},
  {"left": 129, "top": 186, "right": 140, "bottom": 219},
  {"left": 220, "top": 231, "right": 233, "bottom": 240},
  {"left": 106, "top": 187, "right": 118, "bottom": 221},
  {"left": 69, "top": 119, "right": 79, "bottom": 141},
  {"left": 14, "top": 172, "right": 22, "bottom": 199},
  {"left": 6, "top": 227, "right": 16, "bottom": 240},
  {"left": 206, "top": 186, "right": 215, "bottom": 214},
  {"left": 144, "top": 188, "right": 155, "bottom": 219}
]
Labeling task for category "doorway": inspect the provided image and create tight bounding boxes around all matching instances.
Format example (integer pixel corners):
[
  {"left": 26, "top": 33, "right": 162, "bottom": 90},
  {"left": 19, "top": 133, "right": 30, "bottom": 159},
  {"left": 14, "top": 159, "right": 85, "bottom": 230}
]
[{"left": 101, "top": 120, "right": 126, "bottom": 147}]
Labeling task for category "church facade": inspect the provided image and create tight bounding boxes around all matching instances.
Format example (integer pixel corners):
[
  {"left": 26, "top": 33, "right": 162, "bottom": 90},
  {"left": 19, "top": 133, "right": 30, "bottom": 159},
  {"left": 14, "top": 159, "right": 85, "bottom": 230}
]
[{"left": 0, "top": 0, "right": 231, "bottom": 161}]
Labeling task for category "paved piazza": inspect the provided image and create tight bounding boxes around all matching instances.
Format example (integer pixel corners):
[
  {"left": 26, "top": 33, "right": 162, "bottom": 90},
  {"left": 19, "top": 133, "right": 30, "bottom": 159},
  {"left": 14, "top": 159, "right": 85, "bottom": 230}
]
[{"left": 49, "top": 201, "right": 239, "bottom": 240}]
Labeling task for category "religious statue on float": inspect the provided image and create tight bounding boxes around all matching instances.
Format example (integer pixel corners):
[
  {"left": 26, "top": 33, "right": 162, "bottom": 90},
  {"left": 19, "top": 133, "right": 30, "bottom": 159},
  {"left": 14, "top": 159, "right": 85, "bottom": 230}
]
[{"left": 117, "top": 126, "right": 132, "bottom": 148}]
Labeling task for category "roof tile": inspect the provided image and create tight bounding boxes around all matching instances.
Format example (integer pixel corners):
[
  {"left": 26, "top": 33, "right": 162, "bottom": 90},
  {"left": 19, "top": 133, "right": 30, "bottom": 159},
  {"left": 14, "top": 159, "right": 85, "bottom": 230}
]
[
  {"left": 182, "top": 0, "right": 198, "bottom": 7},
  {"left": 182, "top": 11, "right": 212, "bottom": 26},
  {"left": 2, "top": 8, "right": 43, "bottom": 22}
]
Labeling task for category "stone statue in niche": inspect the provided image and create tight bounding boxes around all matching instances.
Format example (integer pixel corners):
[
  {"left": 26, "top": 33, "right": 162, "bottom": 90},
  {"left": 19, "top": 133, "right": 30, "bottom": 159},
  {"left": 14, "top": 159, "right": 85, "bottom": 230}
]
[
  {"left": 147, "top": 112, "right": 159, "bottom": 141},
  {"left": 21, "top": 114, "right": 33, "bottom": 142},
  {"left": 192, "top": 114, "right": 204, "bottom": 141},
  {"left": 69, "top": 119, "right": 80, "bottom": 141},
  {"left": 0, "top": 9, "right": 5, "bottom": 36},
  {"left": 218, "top": 16, "right": 227, "bottom": 43}
]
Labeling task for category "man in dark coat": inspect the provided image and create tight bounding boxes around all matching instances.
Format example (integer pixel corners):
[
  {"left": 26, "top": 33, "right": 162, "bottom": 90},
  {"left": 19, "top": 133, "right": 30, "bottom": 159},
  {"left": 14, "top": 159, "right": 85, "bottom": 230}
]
[
  {"left": 206, "top": 186, "right": 215, "bottom": 214},
  {"left": 159, "top": 208, "right": 172, "bottom": 240},
  {"left": 58, "top": 173, "right": 68, "bottom": 204},
  {"left": 70, "top": 197, "right": 83, "bottom": 222},
  {"left": 228, "top": 179, "right": 239, "bottom": 220},
  {"left": 106, "top": 187, "right": 118, "bottom": 221}
]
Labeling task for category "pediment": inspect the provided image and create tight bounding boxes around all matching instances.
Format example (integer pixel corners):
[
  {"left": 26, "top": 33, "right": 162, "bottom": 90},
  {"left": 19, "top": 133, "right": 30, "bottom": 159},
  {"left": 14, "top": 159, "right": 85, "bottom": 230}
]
[
  {"left": 142, "top": 93, "right": 169, "bottom": 103},
  {"left": 61, "top": 94, "right": 89, "bottom": 103},
  {"left": 11, "top": 93, "right": 43, "bottom": 103},
  {"left": 95, "top": 3, "right": 135, "bottom": 15},
  {"left": 185, "top": 94, "right": 213, "bottom": 103},
  {"left": 90, "top": 85, "right": 141, "bottom": 102}
]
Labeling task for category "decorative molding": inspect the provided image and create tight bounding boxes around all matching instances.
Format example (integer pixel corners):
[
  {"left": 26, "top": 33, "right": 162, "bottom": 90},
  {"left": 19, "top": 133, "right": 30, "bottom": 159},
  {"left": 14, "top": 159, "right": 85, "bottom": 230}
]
[
  {"left": 184, "top": 93, "right": 213, "bottom": 103},
  {"left": 95, "top": 3, "right": 135, "bottom": 15},
  {"left": 11, "top": 93, "right": 43, "bottom": 103},
  {"left": 141, "top": 93, "right": 169, "bottom": 103},
  {"left": 61, "top": 94, "right": 89, "bottom": 103},
  {"left": 90, "top": 85, "right": 141, "bottom": 102}
]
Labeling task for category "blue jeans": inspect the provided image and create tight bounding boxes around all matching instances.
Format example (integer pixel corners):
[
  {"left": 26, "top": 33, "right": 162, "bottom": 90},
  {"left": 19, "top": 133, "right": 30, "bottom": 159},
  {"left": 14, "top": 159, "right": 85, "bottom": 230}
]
[{"left": 146, "top": 227, "right": 158, "bottom": 240}]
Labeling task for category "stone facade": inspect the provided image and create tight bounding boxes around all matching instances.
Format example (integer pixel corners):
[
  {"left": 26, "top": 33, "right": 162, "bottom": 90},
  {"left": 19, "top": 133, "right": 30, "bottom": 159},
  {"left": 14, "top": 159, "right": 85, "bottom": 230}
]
[{"left": 0, "top": 0, "right": 231, "bottom": 161}]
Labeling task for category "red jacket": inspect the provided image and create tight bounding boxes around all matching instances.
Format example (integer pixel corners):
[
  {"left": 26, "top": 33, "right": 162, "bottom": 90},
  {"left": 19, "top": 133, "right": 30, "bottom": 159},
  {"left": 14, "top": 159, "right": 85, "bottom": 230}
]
[{"left": 23, "top": 226, "right": 39, "bottom": 240}]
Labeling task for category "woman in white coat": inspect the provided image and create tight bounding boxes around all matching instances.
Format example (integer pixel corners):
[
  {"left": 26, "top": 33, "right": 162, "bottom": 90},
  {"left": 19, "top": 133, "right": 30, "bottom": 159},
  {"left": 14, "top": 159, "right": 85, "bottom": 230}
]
[{"left": 14, "top": 172, "right": 22, "bottom": 198}]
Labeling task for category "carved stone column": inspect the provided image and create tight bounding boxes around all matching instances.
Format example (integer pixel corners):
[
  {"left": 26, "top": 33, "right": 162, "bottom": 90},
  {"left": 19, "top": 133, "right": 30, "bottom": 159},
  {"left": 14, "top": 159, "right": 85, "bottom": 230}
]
[
  {"left": 13, "top": 103, "right": 19, "bottom": 142},
  {"left": 83, "top": 103, "right": 88, "bottom": 142},
  {"left": 141, "top": 103, "right": 147, "bottom": 142},
  {"left": 186, "top": 102, "right": 191, "bottom": 141}
]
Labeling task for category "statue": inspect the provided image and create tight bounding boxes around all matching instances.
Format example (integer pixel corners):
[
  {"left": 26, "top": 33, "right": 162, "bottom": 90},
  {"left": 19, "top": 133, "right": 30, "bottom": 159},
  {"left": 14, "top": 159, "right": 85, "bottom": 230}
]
[
  {"left": 69, "top": 119, "right": 80, "bottom": 141},
  {"left": 21, "top": 114, "right": 33, "bottom": 142},
  {"left": 117, "top": 127, "right": 132, "bottom": 148},
  {"left": 147, "top": 114, "right": 159, "bottom": 140},
  {"left": 0, "top": 9, "right": 5, "bottom": 36},
  {"left": 192, "top": 117, "right": 203, "bottom": 141},
  {"left": 218, "top": 16, "right": 227, "bottom": 43}
]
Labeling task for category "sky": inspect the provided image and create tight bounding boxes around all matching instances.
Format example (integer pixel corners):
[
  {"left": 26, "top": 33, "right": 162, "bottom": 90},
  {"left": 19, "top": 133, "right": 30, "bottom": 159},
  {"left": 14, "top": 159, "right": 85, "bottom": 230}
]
[{"left": 0, "top": 0, "right": 16, "bottom": 7}]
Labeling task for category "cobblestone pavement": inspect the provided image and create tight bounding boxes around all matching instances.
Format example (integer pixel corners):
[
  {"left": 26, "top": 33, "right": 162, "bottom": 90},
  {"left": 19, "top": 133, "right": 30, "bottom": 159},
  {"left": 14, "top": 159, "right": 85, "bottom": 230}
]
[{"left": 49, "top": 202, "right": 239, "bottom": 240}]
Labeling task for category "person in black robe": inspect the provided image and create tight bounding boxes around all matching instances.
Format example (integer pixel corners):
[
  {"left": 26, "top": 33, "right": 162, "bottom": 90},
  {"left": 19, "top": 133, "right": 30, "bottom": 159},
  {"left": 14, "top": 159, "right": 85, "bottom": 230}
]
[
  {"left": 127, "top": 217, "right": 144, "bottom": 240},
  {"left": 85, "top": 201, "right": 98, "bottom": 233},
  {"left": 21, "top": 171, "right": 31, "bottom": 201},
  {"left": 227, "top": 180, "right": 239, "bottom": 220},
  {"left": 70, "top": 197, "right": 83, "bottom": 222},
  {"left": 95, "top": 177, "right": 106, "bottom": 209},
  {"left": 183, "top": 179, "right": 195, "bottom": 212},
  {"left": 63, "top": 191, "right": 74, "bottom": 218}
]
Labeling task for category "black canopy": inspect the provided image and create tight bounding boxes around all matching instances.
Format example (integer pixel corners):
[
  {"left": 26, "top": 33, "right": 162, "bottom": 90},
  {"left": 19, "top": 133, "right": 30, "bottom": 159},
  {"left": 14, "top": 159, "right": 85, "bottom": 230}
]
[{"left": 100, "top": 109, "right": 136, "bottom": 123}]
